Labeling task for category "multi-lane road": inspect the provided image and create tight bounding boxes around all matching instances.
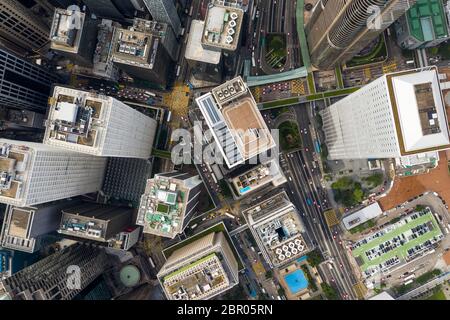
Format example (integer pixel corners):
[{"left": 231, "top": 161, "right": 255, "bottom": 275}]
[
  {"left": 250, "top": 0, "right": 300, "bottom": 75},
  {"left": 278, "top": 103, "right": 360, "bottom": 299}
]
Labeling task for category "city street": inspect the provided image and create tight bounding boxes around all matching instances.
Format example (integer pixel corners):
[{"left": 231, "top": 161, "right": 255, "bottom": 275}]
[{"left": 278, "top": 103, "right": 359, "bottom": 299}]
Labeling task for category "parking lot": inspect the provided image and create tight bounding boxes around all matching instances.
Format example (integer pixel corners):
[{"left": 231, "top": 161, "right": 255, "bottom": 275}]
[{"left": 346, "top": 192, "right": 450, "bottom": 289}]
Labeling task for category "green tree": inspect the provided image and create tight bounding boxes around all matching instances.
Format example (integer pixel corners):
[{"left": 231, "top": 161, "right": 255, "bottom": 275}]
[
  {"left": 353, "top": 186, "right": 364, "bottom": 203},
  {"left": 321, "top": 283, "right": 340, "bottom": 300},
  {"left": 364, "top": 173, "right": 383, "bottom": 188},
  {"left": 307, "top": 250, "right": 324, "bottom": 267}
]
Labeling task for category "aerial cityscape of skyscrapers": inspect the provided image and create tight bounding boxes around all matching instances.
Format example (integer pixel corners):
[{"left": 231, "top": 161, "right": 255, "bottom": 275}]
[{"left": 0, "top": 0, "right": 450, "bottom": 311}]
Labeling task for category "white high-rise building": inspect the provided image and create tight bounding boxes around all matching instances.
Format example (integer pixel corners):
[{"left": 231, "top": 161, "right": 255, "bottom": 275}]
[
  {"left": 321, "top": 68, "right": 450, "bottom": 159},
  {"left": 0, "top": 140, "right": 106, "bottom": 207},
  {"left": 44, "top": 86, "right": 157, "bottom": 159}
]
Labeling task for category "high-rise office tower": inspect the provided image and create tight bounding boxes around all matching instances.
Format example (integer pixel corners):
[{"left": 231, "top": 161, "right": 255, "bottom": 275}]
[
  {"left": 50, "top": 8, "right": 100, "bottom": 67},
  {"left": 196, "top": 77, "right": 276, "bottom": 168},
  {"left": 157, "top": 225, "right": 239, "bottom": 300},
  {"left": 0, "top": 243, "right": 110, "bottom": 300},
  {"left": 110, "top": 21, "right": 174, "bottom": 88},
  {"left": 92, "top": 19, "right": 121, "bottom": 81},
  {"left": 44, "top": 86, "right": 157, "bottom": 159},
  {"left": 306, "top": 0, "right": 417, "bottom": 70},
  {"left": 136, "top": 172, "right": 203, "bottom": 238},
  {"left": 58, "top": 202, "right": 133, "bottom": 243},
  {"left": 0, "top": 48, "right": 59, "bottom": 113},
  {"left": 0, "top": 139, "right": 107, "bottom": 207},
  {"left": 82, "top": 0, "right": 145, "bottom": 20},
  {"left": 185, "top": 20, "right": 223, "bottom": 83},
  {"left": 132, "top": 18, "right": 179, "bottom": 61},
  {"left": 320, "top": 68, "right": 450, "bottom": 159},
  {"left": 0, "top": 200, "right": 79, "bottom": 253},
  {"left": 0, "top": 108, "right": 45, "bottom": 133},
  {"left": 0, "top": 0, "right": 50, "bottom": 54},
  {"left": 201, "top": 2, "right": 244, "bottom": 53},
  {"left": 142, "top": 0, "right": 181, "bottom": 35}
]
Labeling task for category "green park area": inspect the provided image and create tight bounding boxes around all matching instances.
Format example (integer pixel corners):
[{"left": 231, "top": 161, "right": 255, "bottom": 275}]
[
  {"left": 278, "top": 121, "right": 302, "bottom": 152},
  {"left": 331, "top": 177, "right": 365, "bottom": 207},
  {"left": 265, "top": 33, "right": 287, "bottom": 69},
  {"left": 352, "top": 211, "right": 443, "bottom": 274}
]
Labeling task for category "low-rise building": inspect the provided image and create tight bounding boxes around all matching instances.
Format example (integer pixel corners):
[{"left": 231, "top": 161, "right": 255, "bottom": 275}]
[
  {"left": 229, "top": 159, "right": 286, "bottom": 199},
  {"left": 342, "top": 202, "right": 383, "bottom": 231},
  {"left": 243, "top": 191, "right": 311, "bottom": 267},
  {"left": 351, "top": 207, "right": 444, "bottom": 279}
]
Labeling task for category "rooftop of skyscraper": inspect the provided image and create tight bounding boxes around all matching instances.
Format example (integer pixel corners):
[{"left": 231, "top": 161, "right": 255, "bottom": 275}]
[
  {"left": 110, "top": 20, "right": 163, "bottom": 69},
  {"left": 44, "top": 86, "right": 111, "bottom": 153},
  {"left": 136, "top": 174, "right": 195, "bottom": 238},
  {"left": 196, "top": 77, "right": 276, "bottom": 168},
  {"left": 0, "top": 143, "right": 32, "bottom": 202},
  {"left": 388, "top": 68, "right": 450, "bottom": 154},
  {"left": 93, "top": 19, "right": 119, "bottom": 79},
  {"left": 185, "top": 20, "right": 221, "bottom": 64},
  {"left": 406, "top": 0, "right": 448, "bottom": 42},
  {"left": 202, "top": 2, "right": 244, "bottom": 51},
  {"left": 58, "top": 203, "right": 133, "bottom": 242},
  {"left": 158, "top": 225, "right": 240, "bottom": 300},
  {"left": 50, "top": 8, "right": 86, "bottom": 54}
]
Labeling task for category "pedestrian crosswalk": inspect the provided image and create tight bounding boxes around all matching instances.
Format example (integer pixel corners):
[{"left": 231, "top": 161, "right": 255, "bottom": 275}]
[{"left": 323, "top": 209, "right": 340, "bottom": 227}]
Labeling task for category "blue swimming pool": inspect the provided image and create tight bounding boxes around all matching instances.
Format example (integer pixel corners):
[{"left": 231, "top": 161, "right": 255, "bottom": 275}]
[
  {"left": 296, "top": 255, "right": 308, "bottom": 263},
  {"left": 284, "top": 269, "right": 308, "bottom": 294}
]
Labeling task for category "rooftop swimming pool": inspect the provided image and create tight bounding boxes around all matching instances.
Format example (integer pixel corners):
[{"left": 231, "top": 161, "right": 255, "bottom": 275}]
[{"left": 284, "top": 269, "right": 308, "bottom": 294}]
